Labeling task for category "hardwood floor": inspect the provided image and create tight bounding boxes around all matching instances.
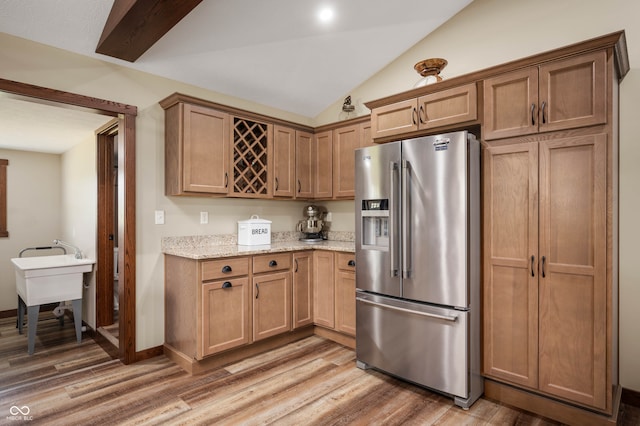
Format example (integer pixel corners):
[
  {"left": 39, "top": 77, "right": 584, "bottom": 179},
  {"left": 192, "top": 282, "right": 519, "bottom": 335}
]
[{"left": 1, "top": 314, "right": 639, "bottom": 425}]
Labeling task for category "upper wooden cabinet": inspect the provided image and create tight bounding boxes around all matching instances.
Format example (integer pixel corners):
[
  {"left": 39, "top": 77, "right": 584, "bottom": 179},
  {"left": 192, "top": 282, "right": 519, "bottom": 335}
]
[
  {"left": 314, "top": 117, "right": 372, "bottom": 200},
  {"left": 483, "top": 51, "right": 607, "bottom": 140},
  {"left": 333, "top": 124, "right": 359, "bottom": 199},
  {"left": 295, "top": 130, "right": 314, "bottom": 199},
  {"left": 273, "top": 125, "right": 296, "bottom": 198},
  {"left": 313, "top": 130, "right": 333, "bottom": 199},
  {"left": 164, "top": 102, "right": 230, "bottom": 196},
  {"left": 369, "top": 82, "right": 477, "bottom": 140},
  {"left": 273, "top": 125, "right": 315, "bottom": 199}
]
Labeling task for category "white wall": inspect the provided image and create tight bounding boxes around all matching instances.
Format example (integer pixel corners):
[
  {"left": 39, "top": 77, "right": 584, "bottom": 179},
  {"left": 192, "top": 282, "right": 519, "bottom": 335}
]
[
  {"left": 0, "top": 149, "right": 61, "bottom": 311},
  {"left": 60, "top": 138, "right": 97, "bottom": 328},
  {"left": 315, "top": 0, "right": 640, "bottom": 392}
]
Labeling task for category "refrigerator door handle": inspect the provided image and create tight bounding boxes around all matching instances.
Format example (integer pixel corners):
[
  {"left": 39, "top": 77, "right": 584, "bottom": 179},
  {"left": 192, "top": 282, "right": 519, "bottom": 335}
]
[
  {"left": 401, "top": 159, "right": 411, "bottom": 279},
  {"left": 356, "top": 297, "right": 458, "bottom": 322},
  {"left": 389, "top": 161, "right": 399, "bottom": 277}
]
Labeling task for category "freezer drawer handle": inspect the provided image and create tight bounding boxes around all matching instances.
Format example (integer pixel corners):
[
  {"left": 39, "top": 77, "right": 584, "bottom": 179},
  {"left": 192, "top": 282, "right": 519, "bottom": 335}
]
[{"left": 357, "top": 297, "right": 458, "bottom": 322}]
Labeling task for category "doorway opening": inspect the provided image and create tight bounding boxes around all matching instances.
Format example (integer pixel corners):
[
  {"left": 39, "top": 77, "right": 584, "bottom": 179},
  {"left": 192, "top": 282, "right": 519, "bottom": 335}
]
[{"left": 0, "top": 77, "right": 138, "bottom": 364}]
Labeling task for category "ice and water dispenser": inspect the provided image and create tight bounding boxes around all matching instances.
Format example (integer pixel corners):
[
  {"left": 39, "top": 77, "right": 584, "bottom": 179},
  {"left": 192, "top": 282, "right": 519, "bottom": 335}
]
[{"left": 360, "top": 199, "right": 389, "bottom": 249}]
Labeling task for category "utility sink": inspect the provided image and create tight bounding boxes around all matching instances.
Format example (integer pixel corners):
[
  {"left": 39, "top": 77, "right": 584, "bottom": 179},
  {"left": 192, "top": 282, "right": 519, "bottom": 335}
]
[
  {"left": 11, "top": 254, "right": 95, "bottom": 306},
  {"left": 11, "top": 254, "right": 95, "bottom": 354}
]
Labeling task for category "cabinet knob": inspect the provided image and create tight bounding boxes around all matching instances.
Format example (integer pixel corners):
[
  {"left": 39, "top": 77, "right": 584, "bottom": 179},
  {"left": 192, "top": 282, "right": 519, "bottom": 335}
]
[
  {"left": 348, "top": 260, "right": 356, "bottom": 267},
  {"left": 221, "top": 265, "right": 232, "bottom": 273},
  {"left": 222, "top": 281, "right": 233, "bottom": 289},
  {"left": 269, "top": 260, "right": 278, "bottom": 267}
]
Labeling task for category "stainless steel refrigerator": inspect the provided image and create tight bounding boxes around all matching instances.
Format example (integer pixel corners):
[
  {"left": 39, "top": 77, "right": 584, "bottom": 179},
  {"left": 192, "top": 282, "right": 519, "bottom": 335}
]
[{"left": 355, "top": 130, "right": 483, "bottom": 409}]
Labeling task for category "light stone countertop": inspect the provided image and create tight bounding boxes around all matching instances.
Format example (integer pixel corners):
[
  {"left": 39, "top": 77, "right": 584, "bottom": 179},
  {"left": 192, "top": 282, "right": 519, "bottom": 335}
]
[{"left": 162, "top": 231, "right": 355, "bottom": 260}]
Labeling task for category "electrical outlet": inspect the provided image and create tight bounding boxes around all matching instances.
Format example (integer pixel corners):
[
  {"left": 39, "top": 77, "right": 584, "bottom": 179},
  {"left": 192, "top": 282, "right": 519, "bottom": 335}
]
[
  {"left": 200, "top": 211, "right": 209, "bottom": 224},
  {"left": 154, "top": 210, "right": 165, "bottom": 225}
]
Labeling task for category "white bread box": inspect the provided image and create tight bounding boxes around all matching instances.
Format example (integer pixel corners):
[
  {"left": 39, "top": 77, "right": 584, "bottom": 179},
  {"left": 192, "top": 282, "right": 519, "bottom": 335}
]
[{"left": 237, "top": 215, "right": 272, "bottom": 245}]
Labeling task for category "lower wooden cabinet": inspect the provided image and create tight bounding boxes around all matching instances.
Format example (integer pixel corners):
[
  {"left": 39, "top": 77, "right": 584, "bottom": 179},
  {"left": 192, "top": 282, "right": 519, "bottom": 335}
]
[
  {"left": 201, "top": 277, "right": 250, "bottom": 356},
  {"left": 165, "top": 248, "right": 355, "bottom": 365},
  {"left": 252, "top": 253, "right": 292, "bottom": 341},
  {"left": 334, "top": 253, "right": 356, "bottom": 336},
  {"left": 313, "top": 250, "right": 356, "bottom": 337},
  {"left": 313, "top": 250, "right": 335, "bottom": 328},
  {"left": 293, "top": 251, "right": 313, "bottom": 329}
]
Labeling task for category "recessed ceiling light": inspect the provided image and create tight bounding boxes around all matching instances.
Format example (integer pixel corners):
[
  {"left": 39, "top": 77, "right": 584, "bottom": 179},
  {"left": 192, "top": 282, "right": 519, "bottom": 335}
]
[{"left": 318, "top": 7, "right": 334, "bottom": 23}]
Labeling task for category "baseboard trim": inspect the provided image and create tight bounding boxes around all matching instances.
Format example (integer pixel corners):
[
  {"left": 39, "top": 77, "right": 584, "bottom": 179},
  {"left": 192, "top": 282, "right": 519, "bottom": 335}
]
[
  {"left": 622, "top": 387, "right": 640, "bottom": 408},
  {"left": 136, "top": 345, "right": 164, "bottom": 362},
  {"left": 313, "top": 326, "right": 355, "bottom": 349},
  {"left": 484, "top": 378, "right": 620, "bottom": 426}
]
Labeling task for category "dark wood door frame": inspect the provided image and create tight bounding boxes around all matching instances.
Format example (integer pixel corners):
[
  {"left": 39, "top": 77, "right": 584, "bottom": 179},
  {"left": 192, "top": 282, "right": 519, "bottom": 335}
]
[
  {"left": 0, "top": 78, "right": 138, "bottom": 364},
  {"left": 96, "top": 120, "right": 117, "bottom": 328}
]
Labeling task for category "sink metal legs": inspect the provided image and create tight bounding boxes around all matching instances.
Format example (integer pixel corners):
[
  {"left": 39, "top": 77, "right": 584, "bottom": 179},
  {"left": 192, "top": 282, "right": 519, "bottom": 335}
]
[{"left": 17, "top": 297, "right": 83, "bottom": 355}]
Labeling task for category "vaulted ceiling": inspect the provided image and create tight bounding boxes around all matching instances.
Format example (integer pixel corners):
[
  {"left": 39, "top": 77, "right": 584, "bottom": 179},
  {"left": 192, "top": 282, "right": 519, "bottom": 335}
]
[{"left": 0, "top": 0, "right": 473, "bottom": 152}]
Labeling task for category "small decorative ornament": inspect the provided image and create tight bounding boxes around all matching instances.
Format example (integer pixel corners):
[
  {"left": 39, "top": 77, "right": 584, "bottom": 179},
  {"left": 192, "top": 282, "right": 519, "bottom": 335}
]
[
  {"left": 339, "top": 95, "right": 356, "bottom": 120},
  {"left": 413, "top": 58, "right": 448, "bottom": 88}
]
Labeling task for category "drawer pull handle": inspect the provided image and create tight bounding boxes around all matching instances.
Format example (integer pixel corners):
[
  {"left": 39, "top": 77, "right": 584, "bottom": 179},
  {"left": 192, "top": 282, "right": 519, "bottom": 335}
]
[
  {"left": 298, "top": 180, "right": 301, "bottom": 193},
  {"left": 294, "top": 259, "right": 298, "bottom": 272},
  {"left": 255, "top": 283, "right": 259, "bottom": 299},
  {"left": 541, "top": 101, "right": 547, "bottom": 124},
  {"left": 275, "top": 177, "right": 279, "bottom": 191},
  {"left": 269, "top": 260, "right": 278, "bottom": 267},
  {"left": 542, "top": 256, "right": 546, "bottom": 278},
  {"left": 348, "top": 260, "right": 356, "bottom": 267},
  {"left": 221, "top": 265, "right": 232, "bottom": 273},
  {"left": 222, "top": 281, "right": 232, "bottom": 289}
]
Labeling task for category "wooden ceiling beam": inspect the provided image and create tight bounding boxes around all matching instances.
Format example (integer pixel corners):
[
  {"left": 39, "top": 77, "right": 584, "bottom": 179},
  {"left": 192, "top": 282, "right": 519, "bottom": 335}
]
[{"left": 95, "top": 0, "right": 203, "bottom": 62}]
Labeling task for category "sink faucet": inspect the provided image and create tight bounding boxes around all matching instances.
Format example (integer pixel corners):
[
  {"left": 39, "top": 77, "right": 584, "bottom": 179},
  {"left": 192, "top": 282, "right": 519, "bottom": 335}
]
[{"left": 53, "top": 239, "right": 84, "bottom": 259}]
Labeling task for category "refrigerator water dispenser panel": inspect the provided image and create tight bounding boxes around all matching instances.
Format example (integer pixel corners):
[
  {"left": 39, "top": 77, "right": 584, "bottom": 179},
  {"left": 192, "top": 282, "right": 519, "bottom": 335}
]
[{"left": 361, "top": 199, "right": 389, "bottom": 250}]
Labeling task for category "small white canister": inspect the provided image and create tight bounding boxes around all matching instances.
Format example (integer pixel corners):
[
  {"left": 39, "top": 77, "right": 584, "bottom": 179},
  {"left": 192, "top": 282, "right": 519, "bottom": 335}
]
[{"left": 237, "top": 215, "right": 272, "bottom": 246}]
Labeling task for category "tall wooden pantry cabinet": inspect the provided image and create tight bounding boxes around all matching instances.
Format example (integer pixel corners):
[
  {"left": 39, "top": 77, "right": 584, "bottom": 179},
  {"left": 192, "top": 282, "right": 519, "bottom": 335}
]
[{"left": 482, "top": 32, "right": 628, "bottom": 424}]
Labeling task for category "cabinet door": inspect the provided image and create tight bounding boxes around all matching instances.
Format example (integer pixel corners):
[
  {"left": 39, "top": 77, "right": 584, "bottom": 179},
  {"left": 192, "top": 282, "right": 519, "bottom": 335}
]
[
  {"left": 181, "top": 103, "right": 230, "bottom": 194},
  {"left": 370, "top": 99, "right": 418, "bottom": 139},
  {"left": 360, "top": 121, "right": 374, "bottom": 148},
  {"left": 253, "top": 271, "right": 291, "bottom": 341},
  {"left": 273, "top": 125, "right": 296, "bottom": 198},
  {"left": 539, "top": 51, "right": 607, "bottom": 133},
  {"left": 313, "top": 130, "right": 333, "bottom": 199},
  {"left": 334, "top": 253, "right": 356, "bottom": 336},
  {"left": 231, "top": 117, "right": 272, "bottom": 198},
  {"left": 417, "top": 83, "right": 477, "bottom": 130},
  {"left": 201, "top": 277, "right": 250, "bottom": 357},
  {"left": 333, "top": 124, "right": 359, "bottom": 199},
  {"left": 295, "top": 130, "right": 314, "bottom": 198},
  {"left": 482, "top": 142, "right": 539, "bottom": 388},
  {"left": 313, "top": 250, "right": 335, "bottom": 328},
  {"left": 293, "top": 252, "right": 313, "bottom": 329},
  {"left": 484, "top": 68, "right": 539, "bottom": 140},
  {"left": 538, "top": 133, "right": 608, "bottom": 409}
]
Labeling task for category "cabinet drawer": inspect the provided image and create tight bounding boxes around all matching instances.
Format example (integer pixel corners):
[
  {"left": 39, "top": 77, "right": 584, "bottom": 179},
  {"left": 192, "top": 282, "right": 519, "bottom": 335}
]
[
  {"left": 336, "top": 253, "right": 356, "bottom": 272},
  {"left": 202, "top": 257, "right": 249, "bottom": 281},
  {"left": 253, "top": 252, "right": 292, "bottom": 274}
]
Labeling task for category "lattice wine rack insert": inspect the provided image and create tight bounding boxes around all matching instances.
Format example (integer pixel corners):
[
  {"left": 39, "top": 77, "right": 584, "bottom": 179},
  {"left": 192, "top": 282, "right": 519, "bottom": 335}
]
[{"left": 232, "top": 118, "right": 270, "bottom": 196}]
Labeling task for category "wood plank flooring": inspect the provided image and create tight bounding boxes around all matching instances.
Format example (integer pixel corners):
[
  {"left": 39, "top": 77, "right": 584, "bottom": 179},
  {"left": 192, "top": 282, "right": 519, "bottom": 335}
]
[{"left": 1, "top": 314, "right": 639, "bottom": 425}]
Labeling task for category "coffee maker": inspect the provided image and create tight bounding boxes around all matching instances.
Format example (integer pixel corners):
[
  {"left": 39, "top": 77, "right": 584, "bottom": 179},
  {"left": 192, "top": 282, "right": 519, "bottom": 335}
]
[{"left": 296, "top": 205, "right": 327, "bottom": 242}]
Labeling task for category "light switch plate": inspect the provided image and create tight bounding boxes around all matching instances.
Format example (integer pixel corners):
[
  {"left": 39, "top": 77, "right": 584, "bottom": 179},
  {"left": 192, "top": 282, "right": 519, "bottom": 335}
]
[
  {"left": 200, "top": 211, "right": 209, "bottom": 224},
  {"left": 155, "top": 210, "right": 165, "bottom": 225}
]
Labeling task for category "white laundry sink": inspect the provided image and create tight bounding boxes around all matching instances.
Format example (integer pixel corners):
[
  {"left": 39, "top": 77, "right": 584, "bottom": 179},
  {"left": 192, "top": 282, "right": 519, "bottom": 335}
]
[{"left": 11, "top": 254, "right": 95, "bottom": 306}]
